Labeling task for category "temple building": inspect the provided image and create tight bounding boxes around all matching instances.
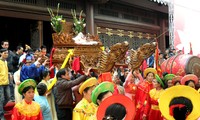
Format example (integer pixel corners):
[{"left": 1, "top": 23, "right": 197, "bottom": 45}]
[{"left": 0, "top": 0, "right": 168, "bottom": 52}]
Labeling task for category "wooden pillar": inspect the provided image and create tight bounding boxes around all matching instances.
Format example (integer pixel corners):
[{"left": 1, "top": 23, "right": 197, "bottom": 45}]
[
  {"left": 159, "top": 17, "right": 166, "bottom": 53},
  {"left": 38, "top": 20, "right": 43, "bottom": 47},
  {"left": 30, "top": 20, "right": 43, "bottom": 49},
  {"left": 85, "top": 2, "right": 95, "bottom": 35}
]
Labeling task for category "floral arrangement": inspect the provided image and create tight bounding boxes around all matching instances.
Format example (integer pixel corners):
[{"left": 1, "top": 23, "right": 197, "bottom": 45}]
[
  {"left": 71, "top": 9, "right": 86, "bottom": 34},
  {"left": 47, "top": 3, "right": 65, "bottom": 34}
]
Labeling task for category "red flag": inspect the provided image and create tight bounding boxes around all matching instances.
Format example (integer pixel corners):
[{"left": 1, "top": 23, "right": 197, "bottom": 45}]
[
  {"left": 189, "top": 42, "right": 193, "bottom": 55},
  {"left": 155, "top": 40, "right": 162, "bottom": 77},
  {"left": 140, "top": 60, "right": 147, "bottom": 72}
]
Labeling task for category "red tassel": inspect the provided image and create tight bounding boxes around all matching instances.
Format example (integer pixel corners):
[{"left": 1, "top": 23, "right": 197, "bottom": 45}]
[{"left": 169, "top": 104, "right": 185, "bottom": 116}]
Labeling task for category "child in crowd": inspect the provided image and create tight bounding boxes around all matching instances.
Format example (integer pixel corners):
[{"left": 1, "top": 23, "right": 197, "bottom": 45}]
[{"left": 34, "top": 83, "right": 52, "bottom": 120}]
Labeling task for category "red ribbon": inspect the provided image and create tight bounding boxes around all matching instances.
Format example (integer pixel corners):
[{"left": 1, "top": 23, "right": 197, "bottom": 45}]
[
  {"left": 49, "top": 48, "right": 56, "bottom": 78},
  {"left": 169, "top": 104, "right": 185, "bottom": 116}
]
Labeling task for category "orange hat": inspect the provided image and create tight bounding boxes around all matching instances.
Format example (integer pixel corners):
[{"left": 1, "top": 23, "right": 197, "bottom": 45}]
[
  {"left": 172, "top": 76, "right": 182, "bottom": 85},
  {"left": 79, "top": 77, "right": 98, "bottom": 95},
  {"left": 98, "top": 72, "right": 112, "bottom": 83},
  {"left": 181, "top": 74, "right": 198, "bottom": 85},
  {"left": 97, "top": 94, "right": 136, "bottom": 120},
  {"left": 143, "top": 68, "right": 157, "bottom": 77}
]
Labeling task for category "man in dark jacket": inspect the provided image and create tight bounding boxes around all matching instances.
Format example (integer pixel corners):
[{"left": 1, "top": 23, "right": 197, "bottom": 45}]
[
  {"left": 13, "top": 46, "right": 24, "bottom": 72},
  {"left": 55, "top": 67, "right": 91, "bottom": 120}
]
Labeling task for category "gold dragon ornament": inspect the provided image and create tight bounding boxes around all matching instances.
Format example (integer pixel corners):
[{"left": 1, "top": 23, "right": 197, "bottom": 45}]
[
  {"left": 80, "top": 41, "right": 156, "bottom": 74},
  {"left": 89, "top": 41, "right": 129, "bottom": 74},
  {"left": 130, "top": 42, "right": 157, "bottom": 70}
]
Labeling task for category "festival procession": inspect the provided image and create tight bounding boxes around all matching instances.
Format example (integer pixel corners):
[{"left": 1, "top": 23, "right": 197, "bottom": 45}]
[{"left": 1, "top": 0, "right": 200, "bottom": 120}]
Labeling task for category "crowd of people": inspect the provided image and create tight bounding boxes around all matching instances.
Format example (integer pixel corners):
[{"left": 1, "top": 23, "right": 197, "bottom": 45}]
[{"left": 0, "top": 40, "right": 200, "bottom": 120}]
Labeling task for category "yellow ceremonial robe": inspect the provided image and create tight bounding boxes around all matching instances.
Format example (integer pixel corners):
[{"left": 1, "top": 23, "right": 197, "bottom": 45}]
[{"left": 73, "top": 98, "right": 97, "bottom": 120}]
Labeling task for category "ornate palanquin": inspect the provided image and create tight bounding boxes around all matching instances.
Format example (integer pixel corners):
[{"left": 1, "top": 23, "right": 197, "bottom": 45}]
[
  {"left": 51, "top": 30, "right": 130, "bottom": 74},
  {"left": 50, "top": 20, "right": 131, "bottom": 74}
]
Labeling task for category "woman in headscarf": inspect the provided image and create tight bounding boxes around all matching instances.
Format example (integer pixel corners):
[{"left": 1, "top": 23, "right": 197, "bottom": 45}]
[
  {"left": 163, "top": 73, "right": 175, "bottom": 88},
  {"left": 172, "top": 76, "right": 182, "bottom": 86},
  {"left": 91, "top": 82, "right": 114, "bottom": 106},
  {"left": 12, "top": 79, "right": 43, "bottom": 120},
  {"left": 159, "top": 85, "right": 200, "bottom": 120},
  {"left": 181, "top": 74, "right": 198, "bottom": 89},
  {"left": 97, "top": 95, "right": 136, "bottom": 120},
  {"left": 73, "top": 77, "right": 98, "bottom": 120},
  {"left": 134, "top": 68, "right": 157, "bottom": 120},
  {"left": 146, "top": 74, "right": 165, "bottom": 120},
  {"left": 123, "top": 69, "right": 143, "bottom": 102}
]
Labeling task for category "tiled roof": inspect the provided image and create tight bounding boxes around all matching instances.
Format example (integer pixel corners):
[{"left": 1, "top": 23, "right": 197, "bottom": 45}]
[{"left": 149, "top": 0, "right": 169, "bottom": 5}]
